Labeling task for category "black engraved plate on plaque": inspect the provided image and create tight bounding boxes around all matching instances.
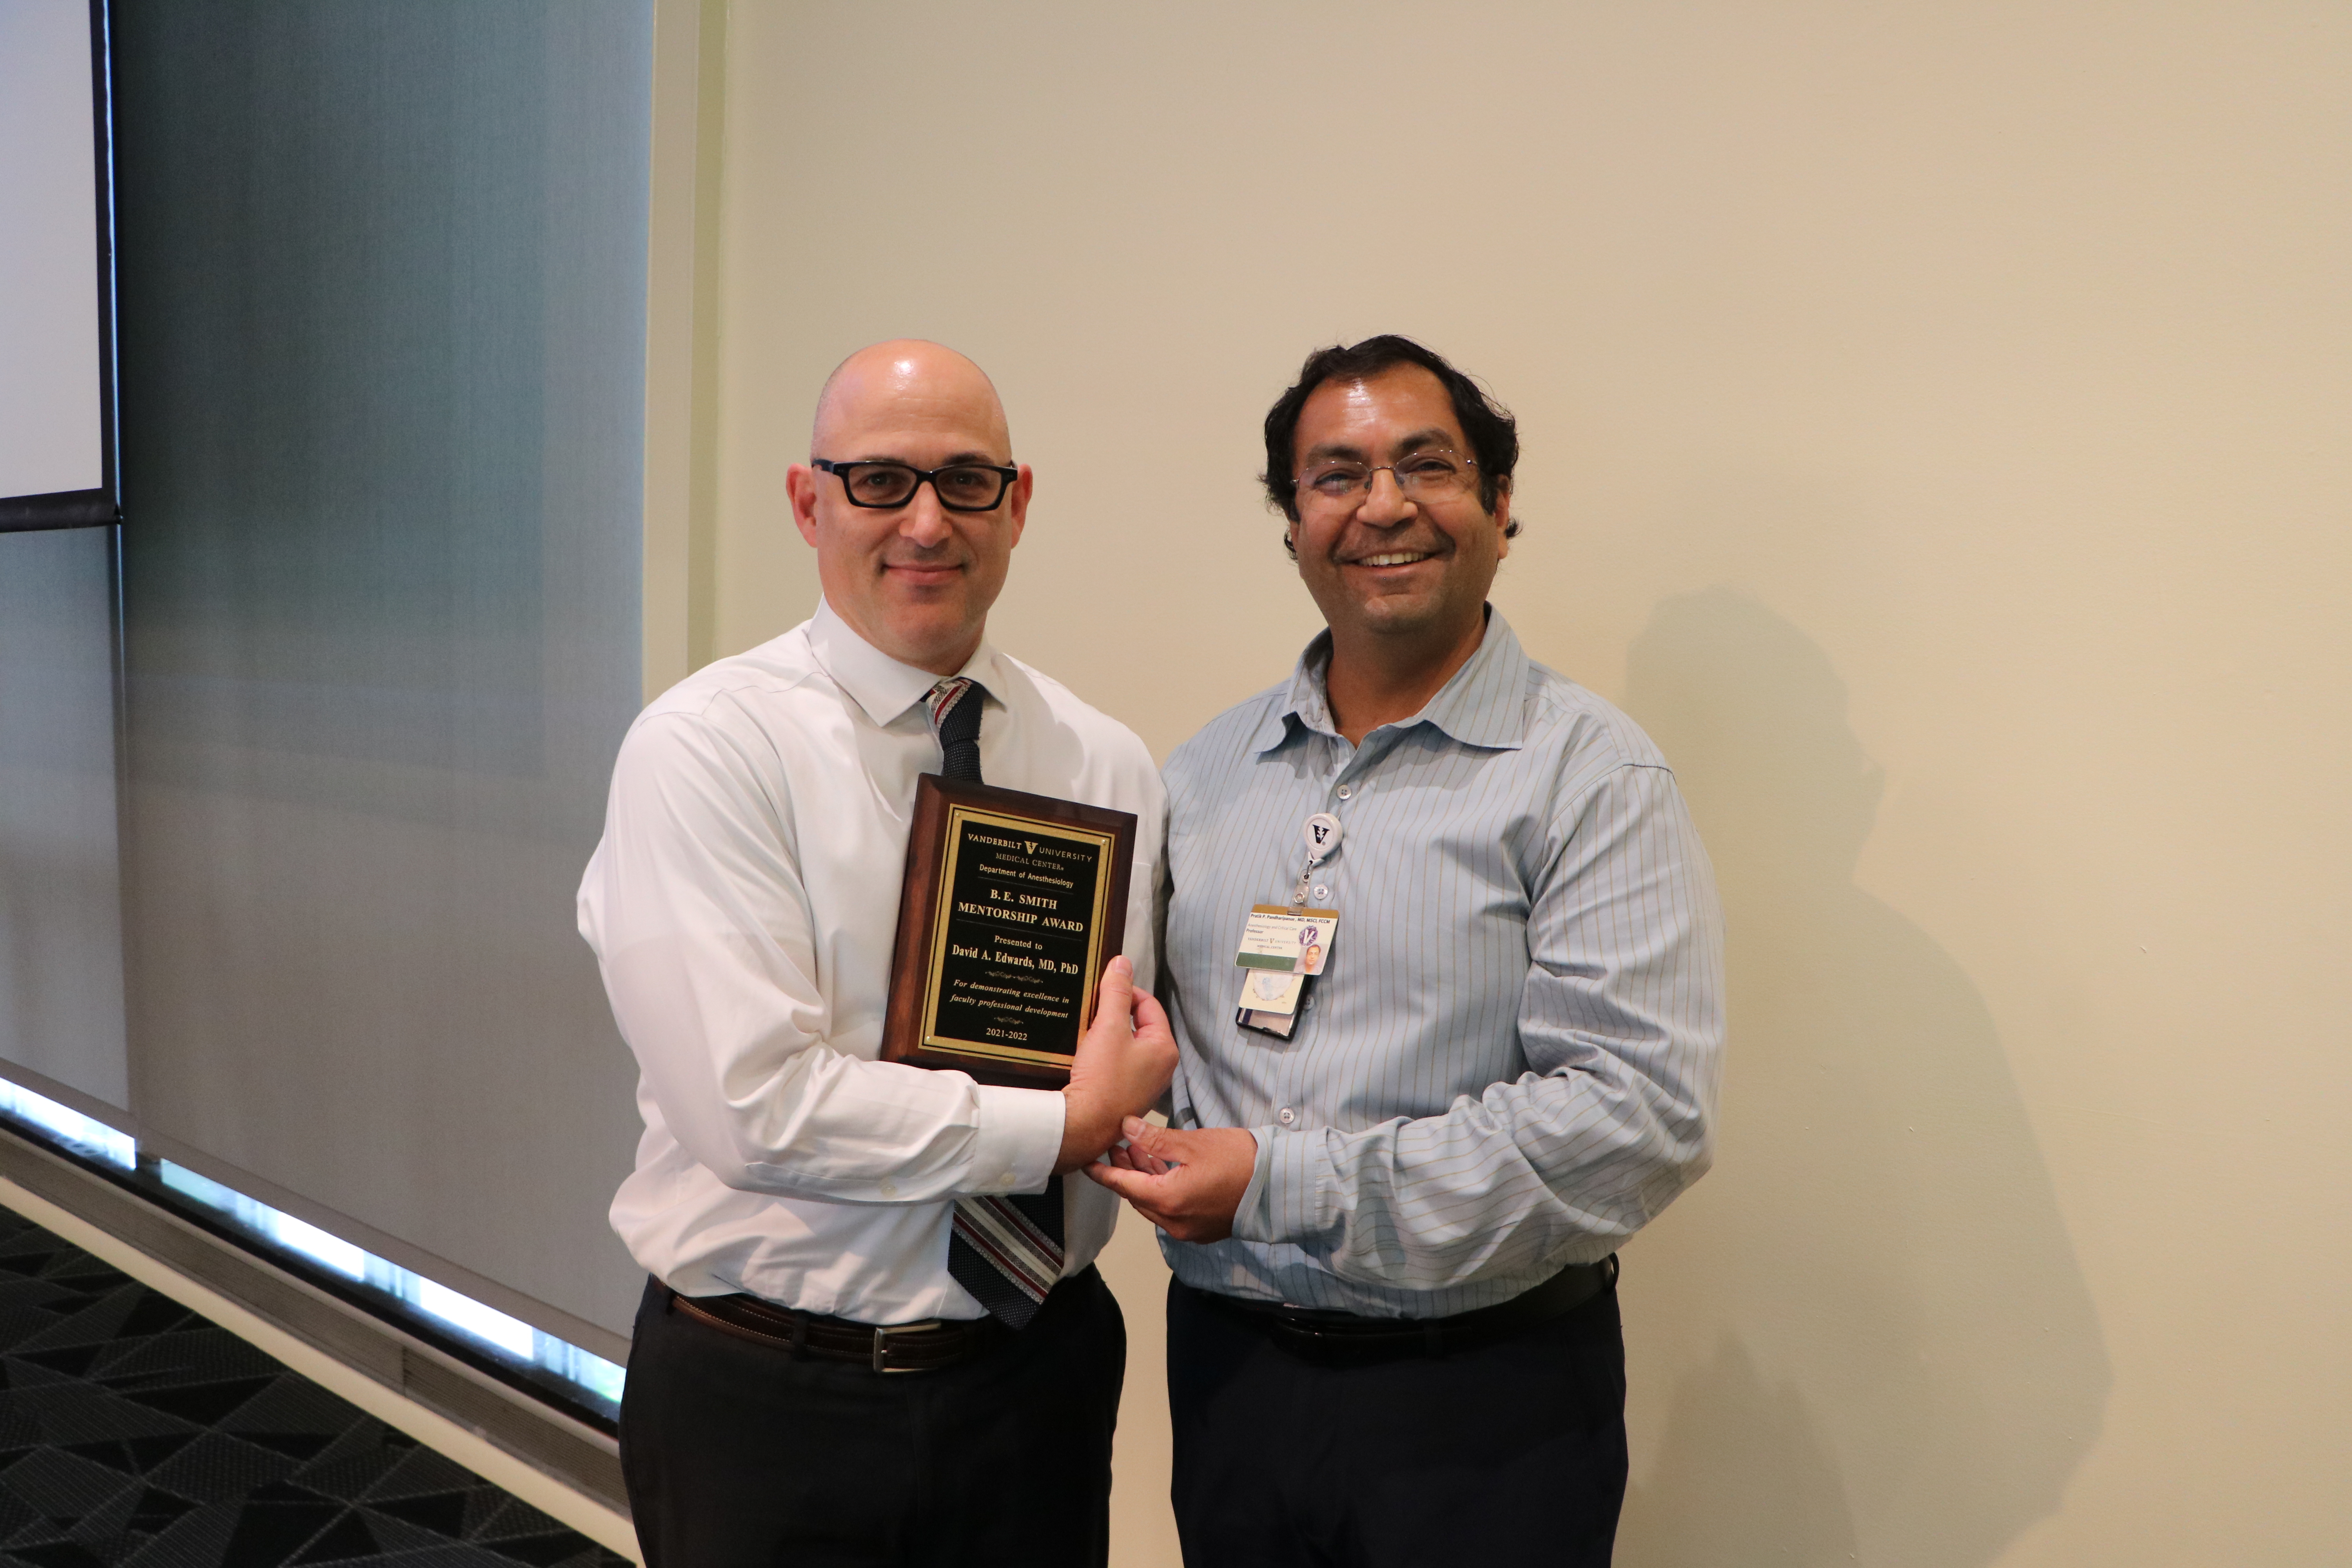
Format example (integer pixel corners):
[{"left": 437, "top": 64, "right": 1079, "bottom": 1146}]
[
  {"left": 882, "top": 777, "right": 1135, "bottom": 1088},
  {"left": 926, "top": 814, "right": 1105, "bottom": 1062}
]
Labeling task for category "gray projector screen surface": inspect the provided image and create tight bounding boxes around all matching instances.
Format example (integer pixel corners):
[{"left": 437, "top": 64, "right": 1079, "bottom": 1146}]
[{"left": 113, "top": 0, "right": 654, "bottom": 1346}]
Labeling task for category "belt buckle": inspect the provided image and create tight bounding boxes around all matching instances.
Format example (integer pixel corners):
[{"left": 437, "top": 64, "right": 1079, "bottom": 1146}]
[{"left": 871, "top": 1319, "right": 942, "bottom": 1374}]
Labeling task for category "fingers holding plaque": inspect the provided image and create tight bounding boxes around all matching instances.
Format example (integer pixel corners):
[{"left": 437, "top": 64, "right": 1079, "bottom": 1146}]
[{"left": 882, "top": 775, "right": 1137, "bottom": 1088}]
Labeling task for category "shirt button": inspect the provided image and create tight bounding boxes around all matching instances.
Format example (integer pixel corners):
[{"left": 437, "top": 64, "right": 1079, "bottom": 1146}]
[
  {"left": 1303, "top": 995, "right": 1315, "bottom": 1011},
  {"left": 1277, "top": 1107, "right": 1297, "bottom": 1127},
  {"left": 1336, "top": 785, "right": 1353, "bottom": 800},
  {"left": 997, "top": 1172, "right": 1016, "bottom": 1189},
  {"left": 1311, "top": 884, "right": 1331, "bottom": 903},
  {"left": 879, "top": 1179, "right": 898, "bottom": 1197}
]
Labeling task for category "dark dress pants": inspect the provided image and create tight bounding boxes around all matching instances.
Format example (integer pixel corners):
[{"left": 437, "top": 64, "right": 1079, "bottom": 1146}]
[
  {"left": 620, "top": 1269, "right": 1124, "bottom": 1568},
  {"left": 1166, "top": 1277, "right": 1628, "bottom": 1568}
]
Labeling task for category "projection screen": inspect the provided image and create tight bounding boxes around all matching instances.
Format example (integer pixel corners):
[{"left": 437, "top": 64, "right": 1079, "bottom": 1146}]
[{"left": 0, "top": 0, "right": 116, "bottom": 532}]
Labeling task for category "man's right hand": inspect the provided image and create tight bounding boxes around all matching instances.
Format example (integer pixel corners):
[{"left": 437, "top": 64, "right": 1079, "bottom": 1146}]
[{"left": 1055, "top": 956, "right": 1178, "bottom": 1174}]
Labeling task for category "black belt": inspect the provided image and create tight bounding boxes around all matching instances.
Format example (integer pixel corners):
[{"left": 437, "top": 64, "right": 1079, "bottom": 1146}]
[
  {"left": 1188, "top": 1256, "right": 1617, "bottom": 1362},
  {"left": 668, "top": 1287, "right": 1008, "bottom": 1374}
]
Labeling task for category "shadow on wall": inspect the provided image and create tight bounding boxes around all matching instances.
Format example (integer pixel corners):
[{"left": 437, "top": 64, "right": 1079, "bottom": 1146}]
[{"left": 1612, "top": 590, "right": 2110, "bottom": 1568}]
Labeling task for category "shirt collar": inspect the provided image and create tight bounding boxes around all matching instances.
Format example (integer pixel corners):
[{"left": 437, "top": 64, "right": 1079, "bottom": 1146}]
[
  {"left": 808, "top": 598, "right": 1007, "bottom": 729},
  {"left": 1252, "top": 604, "right": 1530, "bottom": 754}
]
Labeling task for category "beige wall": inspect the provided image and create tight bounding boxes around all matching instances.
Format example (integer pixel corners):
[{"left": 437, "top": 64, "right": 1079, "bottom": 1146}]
[{"left": 651, "top": 4, "right": 2352, "bottom": 1562}]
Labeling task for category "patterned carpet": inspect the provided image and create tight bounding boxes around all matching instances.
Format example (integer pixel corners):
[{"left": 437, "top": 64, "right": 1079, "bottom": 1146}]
[{"left": 0, "top": 1207, "right": 630, "bottom": 1568}]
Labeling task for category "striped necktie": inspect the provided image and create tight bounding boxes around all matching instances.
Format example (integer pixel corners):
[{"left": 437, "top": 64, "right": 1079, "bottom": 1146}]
[{"left": 924, "top": 678, "right": 1066, "bottom": 1328}]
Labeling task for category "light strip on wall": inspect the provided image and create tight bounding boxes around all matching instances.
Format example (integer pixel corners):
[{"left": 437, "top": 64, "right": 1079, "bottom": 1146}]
[
  {"left": 0, "top": 1078, "right": 135, "bottom": 1170},
  {"left": 0, "top": 1076, "right": 626, "bottom": 1414}
]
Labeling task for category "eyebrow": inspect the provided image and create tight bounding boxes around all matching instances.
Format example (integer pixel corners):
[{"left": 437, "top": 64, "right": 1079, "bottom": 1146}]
[{"left": 1299, "top": 427, "right": 1461, "bottom": 466}]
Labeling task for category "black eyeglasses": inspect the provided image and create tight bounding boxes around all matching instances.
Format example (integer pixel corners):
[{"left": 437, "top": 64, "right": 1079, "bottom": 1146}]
[{"left": 813, "top": 459, "right": 1019, "bottom": 512}]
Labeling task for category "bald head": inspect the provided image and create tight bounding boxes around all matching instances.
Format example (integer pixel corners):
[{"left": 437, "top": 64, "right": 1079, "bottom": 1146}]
[
  {"left": 787, "top": 338, "right": 1032, "bottom": 675},
  {"left": 812, "top": 339, "right": 1011, "bottom": 457}
]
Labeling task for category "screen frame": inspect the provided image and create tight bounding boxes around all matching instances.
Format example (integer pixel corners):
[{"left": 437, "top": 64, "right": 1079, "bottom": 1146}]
[{"left": 1, "top": 0, "right": 119, "bottom": 534}]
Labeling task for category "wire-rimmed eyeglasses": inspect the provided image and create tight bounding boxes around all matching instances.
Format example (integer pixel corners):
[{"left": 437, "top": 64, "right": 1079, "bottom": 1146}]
[
  {"left": 1298, "top": 448, "right": 1479, "bottom": 508},
  {"left": 813, "top": 459, "right": 1019, "bottom": 512}
]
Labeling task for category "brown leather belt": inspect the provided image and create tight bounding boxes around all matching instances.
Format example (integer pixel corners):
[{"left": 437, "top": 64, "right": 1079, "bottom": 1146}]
[
  {"left": 668, "top": 1287, "right": 1005, "bottom": 1374},
  {"left": 1188, "top": 1255, "right": 1618, "bottom": 1362}
]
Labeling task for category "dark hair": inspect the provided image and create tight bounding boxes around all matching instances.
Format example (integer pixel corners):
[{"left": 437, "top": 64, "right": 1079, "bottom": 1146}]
[{"left": 1261, "top": 335, "right": 1521, "bottom": 554}]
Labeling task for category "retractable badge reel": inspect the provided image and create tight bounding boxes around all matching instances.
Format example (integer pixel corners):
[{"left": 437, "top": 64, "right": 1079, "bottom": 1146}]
[{"left": 1292, "top": 813, "right": 1342, "bottom": 906}]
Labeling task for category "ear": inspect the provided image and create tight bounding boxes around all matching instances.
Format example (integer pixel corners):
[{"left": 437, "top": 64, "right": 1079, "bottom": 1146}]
[
  {"left": 787, "top": 463, "right": 822, "bottom": 548},
  {"left": 1490, "top": 480, "right": 1513, "bottom": 561},
  {"left": 1004, "top": 463, "right": 1034, "bottom": 550}
]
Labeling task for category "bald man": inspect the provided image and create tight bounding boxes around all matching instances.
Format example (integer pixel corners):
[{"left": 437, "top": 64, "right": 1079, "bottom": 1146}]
[{"left": 579, "top": 341, "right": 1175, "bottom": 1567}]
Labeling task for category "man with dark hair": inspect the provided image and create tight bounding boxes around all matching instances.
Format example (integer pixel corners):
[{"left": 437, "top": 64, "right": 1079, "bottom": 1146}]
[
  {"left": 1259, "top": 334, "right": 1524, "bottom": 534},
  {"left": 1092, "top": 336, "right": 1725, "bottom": 1566}
]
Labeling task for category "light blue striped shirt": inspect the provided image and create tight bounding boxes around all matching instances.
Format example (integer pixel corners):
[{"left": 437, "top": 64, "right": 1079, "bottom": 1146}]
[{"left": 1159, "top": 608, "right": 1725, "bottom": 1317}]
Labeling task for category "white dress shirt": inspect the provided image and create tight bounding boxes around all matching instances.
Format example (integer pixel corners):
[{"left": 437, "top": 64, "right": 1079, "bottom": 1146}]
[{"left": 578, "top": 600, "right": 1165, "bottom": 1324}]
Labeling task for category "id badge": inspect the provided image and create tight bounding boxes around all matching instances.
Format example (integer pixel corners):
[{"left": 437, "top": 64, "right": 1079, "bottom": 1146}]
[{"left": 1235, "top": 904, "right": 1337, "bottom": 1037}]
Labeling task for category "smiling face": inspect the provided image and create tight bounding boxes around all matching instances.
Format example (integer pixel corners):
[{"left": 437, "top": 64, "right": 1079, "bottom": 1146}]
[
  {"left": 1287, "top": 365, "right": 1511, "bottom": 653},
  {"left": 785, "top": 341, "right": 1031, "bottom": 675}
]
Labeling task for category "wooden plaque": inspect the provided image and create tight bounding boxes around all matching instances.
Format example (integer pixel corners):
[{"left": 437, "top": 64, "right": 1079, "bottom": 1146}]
[{"left": 881, "top": 775, "right": 1136, "bottom": 1089}]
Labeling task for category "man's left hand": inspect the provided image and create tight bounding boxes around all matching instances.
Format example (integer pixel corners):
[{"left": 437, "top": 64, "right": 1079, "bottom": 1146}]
[{"left": 1083, "top": 1117, "right": 1257, "bottom": 1243}]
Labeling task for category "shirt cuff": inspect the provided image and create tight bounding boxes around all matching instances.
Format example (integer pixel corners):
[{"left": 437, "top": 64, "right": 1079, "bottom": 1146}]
[
  {"left": 967, "top": 1083, "right": 1065, "bottom": 1196},
  {"left": 1227, "top": 1125, "right": 1283, "bottom": 1244}
]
